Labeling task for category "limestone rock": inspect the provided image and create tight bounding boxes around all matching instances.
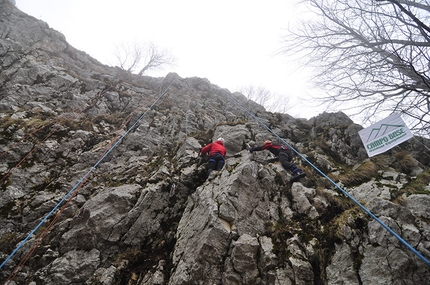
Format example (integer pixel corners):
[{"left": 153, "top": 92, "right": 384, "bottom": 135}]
[{"left": 0, "top": 1, "right": 430, "bottom": 284}]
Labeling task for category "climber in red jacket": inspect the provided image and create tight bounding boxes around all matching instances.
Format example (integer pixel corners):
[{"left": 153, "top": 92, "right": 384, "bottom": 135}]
[
  {"left": 249, "top": 140, "right": 306, "bottom": 182},
  {"left": 201, "top": 138, "right": 227, "bottom": 178}
]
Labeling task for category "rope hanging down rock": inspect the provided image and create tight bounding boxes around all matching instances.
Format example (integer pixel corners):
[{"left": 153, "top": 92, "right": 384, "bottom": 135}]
[{"left": 0, "top": 79, "right": 178, "bottom": 282}]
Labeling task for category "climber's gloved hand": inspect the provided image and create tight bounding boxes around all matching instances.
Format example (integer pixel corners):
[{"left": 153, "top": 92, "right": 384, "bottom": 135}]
[{"left": 249, "top": 148, "right": 253, "bottom": 153}]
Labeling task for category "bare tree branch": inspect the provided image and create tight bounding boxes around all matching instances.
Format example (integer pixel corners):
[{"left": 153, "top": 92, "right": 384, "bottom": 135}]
[
  {"left": 113, "top": 41, "right": 176, "bottom": 76},
  {"left": 240, "top": 85, "right": 292, "bottom": 113},
  {"left": 137, "top": 42, "right": 176, "bottom": 76},
  {"left": 282, "top": 0, "right": 430, "bottom": 135}
]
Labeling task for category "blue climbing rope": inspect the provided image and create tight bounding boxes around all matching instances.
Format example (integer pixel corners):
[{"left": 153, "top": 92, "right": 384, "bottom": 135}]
[
  {"left": 0, "top": 78, "right": 177, "bottom": 270},
  {"left": 222, "top": 89, "right": 430, "bottom": 267}
]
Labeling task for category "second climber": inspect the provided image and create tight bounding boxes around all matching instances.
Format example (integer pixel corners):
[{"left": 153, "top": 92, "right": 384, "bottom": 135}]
[{"left": 249, "top": 140, "right": 306, "bottom": 182}]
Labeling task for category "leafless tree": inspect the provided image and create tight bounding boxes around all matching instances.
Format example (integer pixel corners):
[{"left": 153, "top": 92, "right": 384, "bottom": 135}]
[
  {"left": 282, "top": 0, "right": 430, "bottom": 136},
  {"left": 241, "top": 85, "right": 271, "bottom": 106},
  {"left": 113, "top": 41, "right": 176, "bottom": 76},
  {"left": 240, "top": 85, "right": 292, "bottom": 113}
]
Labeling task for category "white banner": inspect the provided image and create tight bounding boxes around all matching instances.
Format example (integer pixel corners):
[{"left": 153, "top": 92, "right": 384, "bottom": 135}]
[{"left": 359, "top": 114, "right": 414, "bottom": 157}]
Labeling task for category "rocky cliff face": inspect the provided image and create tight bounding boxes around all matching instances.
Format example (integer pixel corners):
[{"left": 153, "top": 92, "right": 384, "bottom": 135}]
[{"left": 1, "top": 1, "right": 430, "bottom": 284}]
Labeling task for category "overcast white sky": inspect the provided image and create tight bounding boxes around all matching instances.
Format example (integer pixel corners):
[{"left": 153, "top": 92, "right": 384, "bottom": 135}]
[{"left": 17, "top": 0, "right": 324, "bottom": 119}]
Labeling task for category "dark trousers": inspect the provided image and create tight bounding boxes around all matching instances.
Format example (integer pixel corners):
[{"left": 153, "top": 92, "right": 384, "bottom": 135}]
[
  {"left": 278, "top": 149, "right": 294, "bottom": 171},
  {"left": 207, "top": 153, "right": 225, "bottom": 177},
  {"left": 280, "top": 149, "right": 303, "bottom": 175}
]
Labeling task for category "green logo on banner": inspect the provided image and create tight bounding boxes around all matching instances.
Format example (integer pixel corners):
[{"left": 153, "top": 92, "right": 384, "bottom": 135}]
[{"left": 365, "top": 124, "right": 407, "bottom": 153}]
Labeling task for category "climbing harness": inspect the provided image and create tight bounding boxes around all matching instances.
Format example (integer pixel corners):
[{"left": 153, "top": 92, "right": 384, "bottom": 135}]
[
  {"left": 0, "top": 79, "right": 178, "bottom": 281},
  {"left": 221, "top": 89, "right": 430, "bottom": 267}
]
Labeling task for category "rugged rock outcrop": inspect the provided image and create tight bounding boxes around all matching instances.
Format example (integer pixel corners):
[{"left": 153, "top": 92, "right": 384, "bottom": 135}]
[{"left": 1, "top": 1, "right": 430, "bottom": 284}]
